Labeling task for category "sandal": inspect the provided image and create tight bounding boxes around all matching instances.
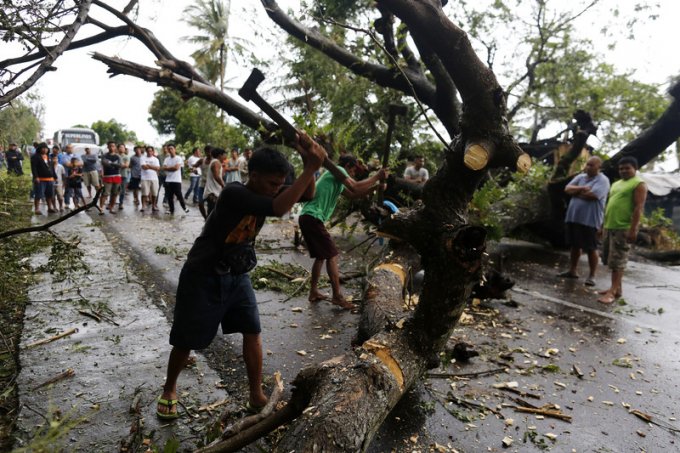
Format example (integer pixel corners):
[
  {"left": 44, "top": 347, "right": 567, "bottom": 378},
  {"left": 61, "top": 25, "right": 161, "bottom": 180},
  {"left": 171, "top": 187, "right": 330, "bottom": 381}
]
[
  {"left": 156, "top": 396, "right": 180, "bottom": 420},
  {"left": 584, "top": 278, "right": 595, "bottom": 287}
]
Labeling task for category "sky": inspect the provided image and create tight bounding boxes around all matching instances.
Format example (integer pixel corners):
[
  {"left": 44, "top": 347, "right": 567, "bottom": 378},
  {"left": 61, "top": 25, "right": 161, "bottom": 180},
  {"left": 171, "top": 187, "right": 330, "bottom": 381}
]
[{"left": 4, "top": 0, "right": 680, "bottom": 167}]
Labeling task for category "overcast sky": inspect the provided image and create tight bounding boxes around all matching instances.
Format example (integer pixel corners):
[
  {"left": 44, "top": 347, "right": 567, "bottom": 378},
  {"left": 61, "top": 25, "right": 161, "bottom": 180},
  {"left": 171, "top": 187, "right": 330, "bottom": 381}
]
[{"left": 5, "top": 0, "right": 680, "bottom": 165}]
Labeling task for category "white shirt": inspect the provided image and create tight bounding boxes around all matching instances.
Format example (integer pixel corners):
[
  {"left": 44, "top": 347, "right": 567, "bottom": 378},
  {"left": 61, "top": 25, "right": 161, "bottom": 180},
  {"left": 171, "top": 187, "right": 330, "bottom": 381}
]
[
  {"left": 164, "top": 155, "right": 184, "bottom": 183},
  {"left": 404, "top": 166, "right": 429, "bottom": 183},
  {"left": 140, "top": 156, "right": 160, "bottom": 181},
  {"left": 186, "top": 155, "right": 201, "bottom": 176}
]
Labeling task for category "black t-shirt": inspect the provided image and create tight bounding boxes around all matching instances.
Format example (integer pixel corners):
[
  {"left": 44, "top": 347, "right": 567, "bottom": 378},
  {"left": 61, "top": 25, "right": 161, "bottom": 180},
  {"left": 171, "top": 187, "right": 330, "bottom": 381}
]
[
  {"left": 101, "top": 153, "right": 121, "bottom": 176},
  {"left": 184, "top": 182, "right": 275, "bottom": 270}
]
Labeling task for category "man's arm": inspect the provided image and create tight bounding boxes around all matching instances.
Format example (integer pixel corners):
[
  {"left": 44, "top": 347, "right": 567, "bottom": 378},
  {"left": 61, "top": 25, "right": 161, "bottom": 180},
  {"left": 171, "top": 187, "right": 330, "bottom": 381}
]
[
  {"left": 211, "top": 161, "right": 224, "bottom": 188},
  {"left": 628, "top": 182, "right": 648, "bottom": 242},
  {"left": 271, "top": 134, "right": 324, "bottom": 216},
  {"left": 341, "top": 169, "right": 387, "bottom": 198}
]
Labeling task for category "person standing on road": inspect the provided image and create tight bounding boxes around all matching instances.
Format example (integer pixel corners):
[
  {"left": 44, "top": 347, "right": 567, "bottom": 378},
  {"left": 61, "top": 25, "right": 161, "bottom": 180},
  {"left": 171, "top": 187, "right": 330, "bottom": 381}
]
[
  {"left": 117, "top": 143, "right": 131, "bottom": 209},
  {"left": 156, "top": 134, "right": 324, "bottom": 420},
  {"left": 128, "top": 146, "right": 143, "bottom": 206},
  {"left": 298, "top": 154, "right": 387, "bottom": 310},
  {"left": 558, "top": 156, "right": 610, "bottom": 286},
  {"left": 5, "top": 143, "right": 24, "bottom": 175},
  {"left": 597, "top": 156, "right": 648, "bottom": 304},
  {"left": 99, "top": 141, "right": 122, "bottom": 214},
  {"left": 224, "top": 147, "right": 241, "bottom": 183},
  {"left": 162, "top": 143, "right": 189, "bottom": 215},
  {"left": 196, "top": 145, "right": 213, "bottom": 219},
  {"left": 238, "top": 148, "right": 252, "bottom": 184},
  {"left": 51, "top": 154, "right": 67, "bottom": 212},
  {"left": 184, "top": 147, "right": 202, "bottom": 204},
  {"left": 203, "top": 147, "right": 226, "bottom": 217},
  {"left": 60, "top": 144, "right": 79, "bottom": 209},
  {"left": 140, "top": 146, "right": 160, "bottom": 212},
  {"left": 30, "top": 143, "right": 57, "bottom": 215},
  {"left": 81, "top": 147, "right": 100, "bottom": 198},
  {"left": 68, "top": 158, "right": 86, "bottom": 208}
]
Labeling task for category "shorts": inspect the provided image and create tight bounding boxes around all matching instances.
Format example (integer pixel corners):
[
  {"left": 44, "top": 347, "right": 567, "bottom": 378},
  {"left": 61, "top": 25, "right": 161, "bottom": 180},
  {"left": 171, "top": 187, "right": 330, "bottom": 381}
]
[
  {"left": 602, "top": 229, "right": 630, "bottom": 270},
  {"left": 298, "top": 214, "right": 339, "bottom": 259},
  {"left": 169, "top": 267, "right": 260, "bottom": 350},
  {"left": 54, "top": 184, "right": 64, "bottom": 199},
  {"left": 83, "top": 171, "right": 100, "bottom": 188},
  {"left": 103, "top": 181, "right": 121, "bottom": 197},
  {"left": 141, "top": 179, "right": 159, "bottom": 197},
  {"left": 565, "top": 222, "right": 598, "bottom": 252},
  {"left": 34, "top": 180, "right": 55, "bottom": 200},
  {"left": 128, "top": 177, "right": 141, "bottom": 190}
]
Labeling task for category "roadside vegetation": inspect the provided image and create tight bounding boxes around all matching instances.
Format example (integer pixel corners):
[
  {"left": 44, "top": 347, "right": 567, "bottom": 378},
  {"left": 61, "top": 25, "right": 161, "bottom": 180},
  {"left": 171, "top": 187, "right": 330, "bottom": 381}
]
[{"left": 0, "top": 169, "right": 51, "bottom": 450}]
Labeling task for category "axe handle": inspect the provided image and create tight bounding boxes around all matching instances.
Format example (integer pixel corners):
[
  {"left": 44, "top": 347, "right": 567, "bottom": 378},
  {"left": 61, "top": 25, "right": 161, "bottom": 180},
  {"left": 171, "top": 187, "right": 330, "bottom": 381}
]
[
  {"left": 250, "top": 92, "right": 348, "bottom": 182},
  {"left": 377, "top": 111, "right": 398, "bottom": 204}
]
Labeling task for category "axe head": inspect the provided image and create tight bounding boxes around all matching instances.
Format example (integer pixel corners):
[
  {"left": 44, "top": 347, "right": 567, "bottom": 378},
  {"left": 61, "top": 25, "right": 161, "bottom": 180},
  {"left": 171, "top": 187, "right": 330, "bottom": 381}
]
[
  {"left": 238, "top": 68, "right": 265, "bottom": 102},
  {"left": 389, "top": 103, "right": 408, "bottom": 117}
]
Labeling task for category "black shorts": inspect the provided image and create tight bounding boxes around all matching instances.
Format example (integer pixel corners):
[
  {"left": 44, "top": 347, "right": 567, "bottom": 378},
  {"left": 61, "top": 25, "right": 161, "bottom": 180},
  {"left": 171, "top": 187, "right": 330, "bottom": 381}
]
[
  {"left": 169, "top": 266, "right": 260, "bottom": 350},
  {"left": 565, "top": 222, "right": 598, "bottom": 252},
  {"left": 128, "top": 177, "right": 141, "bottom": 190},
  {"left": 298, "top": 214, "right": 339, "bottom": 259}
]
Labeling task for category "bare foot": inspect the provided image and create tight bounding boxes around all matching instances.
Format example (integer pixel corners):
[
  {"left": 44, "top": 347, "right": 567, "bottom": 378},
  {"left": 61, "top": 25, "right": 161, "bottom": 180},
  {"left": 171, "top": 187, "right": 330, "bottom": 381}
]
[
  {"left": 308, "top": 291, "right": 330, "bottom": 303},
  {"left": 597, "top": 292, "right": 617, "bottom": 304},
  {"left": 331, "top": 296, "right": 356, "bottom": 310}
]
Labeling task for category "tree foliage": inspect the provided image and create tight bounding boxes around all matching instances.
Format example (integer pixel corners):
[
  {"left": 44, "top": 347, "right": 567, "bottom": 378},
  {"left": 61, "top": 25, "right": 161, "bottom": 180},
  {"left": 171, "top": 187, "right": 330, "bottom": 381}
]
[
  {"left": 148, "top": 87, "right": 250, "bottom": 148},
  {"left": 90, "top": 119, "right": 138, "bottom": 144},
  {"left": 0, "top": 98, "right": 41, "bottom": 145}
]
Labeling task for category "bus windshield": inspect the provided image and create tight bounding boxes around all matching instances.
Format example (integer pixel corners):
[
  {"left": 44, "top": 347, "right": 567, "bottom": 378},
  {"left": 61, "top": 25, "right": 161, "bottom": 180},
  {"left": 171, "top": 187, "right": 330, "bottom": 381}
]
[{"left": 54, "top": 128, "right": 99, "bottom": 147}]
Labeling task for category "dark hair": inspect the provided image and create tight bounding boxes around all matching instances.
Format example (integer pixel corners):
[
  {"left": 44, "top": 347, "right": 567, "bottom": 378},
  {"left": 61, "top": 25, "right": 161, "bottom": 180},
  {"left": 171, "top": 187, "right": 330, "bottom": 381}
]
[
  {"left": 107, "top": 140, "right": 116, "bottom": 146},
  {"left": 211, "top": 147, "right": 226, "bottom": 158},
  {"left": 52, "top": 145, "right": 60, "bottom": 150},
  {"left": 338, "top": 154, "right": 358, "bottom": 169},
  {"left": 166, "top": 142, "right": 176, "bottom": 148},
  {"left": 204, "top": 145, "right": 213, "bottom": 153},
  {"left": 192, "top": 147, "right": 200, "bottom": 154},
  {"left": 414, "top": 155, "right": 424, "bottom": 160},
  {"left": 36, "top": 142, "right": 49, "bottom": 152},
  {"left": 248, "top": 147, "right": 290, "bottom": 175},
  {"left": 618, "top": 156, "right": 639, "bottom": 169}
]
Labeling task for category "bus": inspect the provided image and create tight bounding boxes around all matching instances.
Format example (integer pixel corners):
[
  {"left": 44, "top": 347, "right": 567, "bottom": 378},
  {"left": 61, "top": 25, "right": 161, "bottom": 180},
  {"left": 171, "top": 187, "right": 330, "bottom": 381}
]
[{"left": 53, "top": 128, "right": 100, "bottom": 149}]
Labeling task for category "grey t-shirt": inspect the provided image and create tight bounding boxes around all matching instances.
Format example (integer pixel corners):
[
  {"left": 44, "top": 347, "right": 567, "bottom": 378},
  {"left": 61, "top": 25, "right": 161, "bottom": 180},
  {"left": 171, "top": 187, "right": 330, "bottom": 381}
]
[
  {"left": 565, "top": 173, "right": 610, "bottom": 229},
  {"left": 82, "top": 154, "right": 99, "bottom": 172},
  {"left": 130, "top": 154, "right": 142, "bottom": 178}
]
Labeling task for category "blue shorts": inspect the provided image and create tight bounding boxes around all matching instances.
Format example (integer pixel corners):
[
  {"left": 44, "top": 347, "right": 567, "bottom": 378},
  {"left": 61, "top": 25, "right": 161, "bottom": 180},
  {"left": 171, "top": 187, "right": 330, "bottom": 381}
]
[
  {"left": 34, "top": 180, "right": 55, "bottom": 200},
  {"left": 169, "top": 267, "right": 260, "bottom": 350}
]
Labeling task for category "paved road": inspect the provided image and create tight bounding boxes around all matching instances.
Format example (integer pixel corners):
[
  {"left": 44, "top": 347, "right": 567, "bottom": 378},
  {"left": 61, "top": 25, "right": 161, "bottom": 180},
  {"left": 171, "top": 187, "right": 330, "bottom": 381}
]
[{"left": 14, "top": 192, "right": 680, "bottom": 452}]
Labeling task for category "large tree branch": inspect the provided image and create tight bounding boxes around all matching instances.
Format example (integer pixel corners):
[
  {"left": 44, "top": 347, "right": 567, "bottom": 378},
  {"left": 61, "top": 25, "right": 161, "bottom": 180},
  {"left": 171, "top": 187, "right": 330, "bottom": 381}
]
[
  {"left": 91, "top": 53, "right": 279, "bottom": 138},
  {"left": 0, "top": 0, "right": 93, "bottom": 106},
  {"left": 601, "top": 80, "right": 680, "bottom": 179},
  {"left": 261, "top": 0, "right": 437, "bottom": 109}
]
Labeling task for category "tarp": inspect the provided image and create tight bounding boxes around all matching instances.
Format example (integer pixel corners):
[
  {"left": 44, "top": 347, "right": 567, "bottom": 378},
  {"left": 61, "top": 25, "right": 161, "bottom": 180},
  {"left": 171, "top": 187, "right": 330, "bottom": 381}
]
[{"left": 639, "top": 172, "right": 680, "bottom": 197}]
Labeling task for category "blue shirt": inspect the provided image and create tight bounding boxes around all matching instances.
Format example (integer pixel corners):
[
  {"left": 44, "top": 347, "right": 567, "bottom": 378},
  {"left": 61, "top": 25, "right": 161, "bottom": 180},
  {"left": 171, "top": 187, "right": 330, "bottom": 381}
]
[{"left": 564, "top": 173, "right": 610, "bottom": 228}]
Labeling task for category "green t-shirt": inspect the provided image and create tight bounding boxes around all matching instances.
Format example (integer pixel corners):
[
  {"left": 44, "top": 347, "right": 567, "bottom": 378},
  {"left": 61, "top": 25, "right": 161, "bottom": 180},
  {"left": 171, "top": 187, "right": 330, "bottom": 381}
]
[
  {"left": 299, "top": 167, "right": 349, "bottom": 222},
  {"left": 604, "top": 175, "right": 643, "bottom": 230}
]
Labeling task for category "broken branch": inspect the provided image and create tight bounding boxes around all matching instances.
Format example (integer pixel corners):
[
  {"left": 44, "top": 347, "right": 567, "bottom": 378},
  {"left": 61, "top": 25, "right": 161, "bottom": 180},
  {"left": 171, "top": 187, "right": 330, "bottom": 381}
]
[
  {"left": 26, "top": 328, "right": 78, "bottom": 349},
  {"left": 32, "top": 368, "right": 75, "bottom": 390}
]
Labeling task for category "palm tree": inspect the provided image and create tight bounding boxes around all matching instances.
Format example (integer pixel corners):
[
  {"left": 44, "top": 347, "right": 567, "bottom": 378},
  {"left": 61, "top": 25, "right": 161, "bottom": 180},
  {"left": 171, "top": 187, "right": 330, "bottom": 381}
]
[{"left": 182, "top": 0, "right": 231, "bottom": 91}]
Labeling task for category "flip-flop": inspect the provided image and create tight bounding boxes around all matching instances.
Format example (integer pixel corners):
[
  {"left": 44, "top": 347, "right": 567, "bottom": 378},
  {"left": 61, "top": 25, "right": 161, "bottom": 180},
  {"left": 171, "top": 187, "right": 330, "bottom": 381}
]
[
  {"left": 557, "top": 271, "right": 579, "bottom": 279},
  {"left": 156, "top": 396, "right": 180, "bottom": 420},
  {"left": 584, "top": 278, "right": 595, "bottom": 287},
  {"left": 245, "top": 401, "right": 265, "bottom": 414}
]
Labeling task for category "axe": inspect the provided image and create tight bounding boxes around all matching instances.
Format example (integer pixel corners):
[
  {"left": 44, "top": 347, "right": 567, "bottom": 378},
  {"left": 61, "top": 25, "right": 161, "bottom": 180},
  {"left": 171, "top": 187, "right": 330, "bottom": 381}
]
[
  {"left": 377, "top": 103, "right": 408, "bottom": 204},
  {"left": 239, "top": 68, "right": 347, "bottom": 182}
]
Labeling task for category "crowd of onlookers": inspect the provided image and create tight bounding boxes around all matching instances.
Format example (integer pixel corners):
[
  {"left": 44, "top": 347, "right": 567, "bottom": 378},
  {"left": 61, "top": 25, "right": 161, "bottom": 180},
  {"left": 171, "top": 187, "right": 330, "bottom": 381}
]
[{"left": 0, "top": 141, "right": 253, "bottom": 218}]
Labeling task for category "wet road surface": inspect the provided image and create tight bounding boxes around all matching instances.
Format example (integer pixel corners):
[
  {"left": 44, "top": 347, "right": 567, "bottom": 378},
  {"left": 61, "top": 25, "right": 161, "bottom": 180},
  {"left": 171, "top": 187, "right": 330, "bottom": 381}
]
[{"left": 14, "top": 193, "right": 680, "bottom": 452}]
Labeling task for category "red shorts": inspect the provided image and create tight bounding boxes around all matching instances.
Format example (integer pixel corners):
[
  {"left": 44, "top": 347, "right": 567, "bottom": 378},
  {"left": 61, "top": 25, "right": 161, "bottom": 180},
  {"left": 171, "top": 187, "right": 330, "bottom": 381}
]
[{"left": 103, "top": 175, "right": 122, "bottom": 184}]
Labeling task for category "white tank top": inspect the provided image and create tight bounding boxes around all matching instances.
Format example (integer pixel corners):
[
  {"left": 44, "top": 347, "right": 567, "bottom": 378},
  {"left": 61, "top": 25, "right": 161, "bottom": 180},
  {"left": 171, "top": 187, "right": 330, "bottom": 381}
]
[{"left": 204, "top": 160, "right": 224, "bottom": 198}]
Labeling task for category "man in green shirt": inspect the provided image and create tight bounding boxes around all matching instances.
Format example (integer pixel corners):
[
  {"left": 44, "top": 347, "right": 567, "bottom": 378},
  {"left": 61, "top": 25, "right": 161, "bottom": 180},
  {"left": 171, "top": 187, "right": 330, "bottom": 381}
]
[
  {"left": 598, "top": 156, "right": 647, "bottom": 304},
  {"left": 299, "top": 155, "right": 387, "bottom": 309}
]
